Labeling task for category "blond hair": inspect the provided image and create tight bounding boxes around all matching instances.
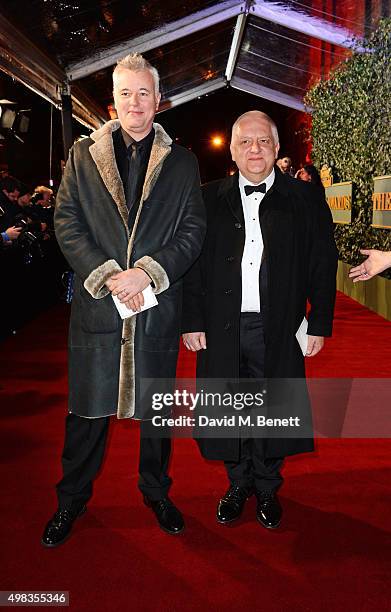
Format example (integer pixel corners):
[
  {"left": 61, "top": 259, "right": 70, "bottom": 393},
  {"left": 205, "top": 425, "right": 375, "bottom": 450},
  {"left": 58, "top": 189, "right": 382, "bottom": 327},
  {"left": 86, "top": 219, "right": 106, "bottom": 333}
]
[
  {"left": 34, "top": 185, "right": 53, "bottom": 196},
  {"left": 232, "top": 111, "right": 279, "bottom": 145},
  {"left": 113, "top": 53, "right": 160, "bottom": 95}
]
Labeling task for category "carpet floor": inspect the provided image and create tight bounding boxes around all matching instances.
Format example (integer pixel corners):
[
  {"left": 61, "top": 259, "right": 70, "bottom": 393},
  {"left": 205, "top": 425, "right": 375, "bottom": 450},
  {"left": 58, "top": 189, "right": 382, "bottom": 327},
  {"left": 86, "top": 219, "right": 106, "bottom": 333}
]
[{"left": 0, "top": 292, "right": 390, "bottom": 611}]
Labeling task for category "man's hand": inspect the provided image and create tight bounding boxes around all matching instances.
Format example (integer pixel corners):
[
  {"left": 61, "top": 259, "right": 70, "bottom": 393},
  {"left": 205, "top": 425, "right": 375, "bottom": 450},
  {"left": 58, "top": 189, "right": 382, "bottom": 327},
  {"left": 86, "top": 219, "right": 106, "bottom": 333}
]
[
  {"left": 123, "top": 291, "right": 144, "bottom": 313},
  {"left": 5, "top": 226, "right": 22, "bottom": 241},
  {"left": 182, "top": 332, "right": 207, "bottom": 351},
  {"left": 306, "top": 335, "right": 324, "bottom": 357},
  {"left": 349, "top": 249, "right": 391, "bottom": 282},
  {"left": 107, "top": 269, "right": 151, "bottom": 308}
]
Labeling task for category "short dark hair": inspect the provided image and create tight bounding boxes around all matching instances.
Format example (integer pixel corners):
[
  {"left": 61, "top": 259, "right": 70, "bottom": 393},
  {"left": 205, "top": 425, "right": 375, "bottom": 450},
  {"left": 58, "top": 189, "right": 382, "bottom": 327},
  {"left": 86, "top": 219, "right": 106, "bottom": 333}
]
[
  {"left": 0, "top": 176, "right": 20, "bottom": 193},
  {"left": 18, "top": 183, "right": 32, "bottom": 198}
]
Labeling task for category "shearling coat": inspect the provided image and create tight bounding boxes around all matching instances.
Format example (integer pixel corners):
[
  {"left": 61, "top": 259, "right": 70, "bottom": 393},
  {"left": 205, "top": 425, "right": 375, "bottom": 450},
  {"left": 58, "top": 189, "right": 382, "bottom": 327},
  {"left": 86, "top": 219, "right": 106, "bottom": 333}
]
[
  {"left": 182, "top": 170, "right": 338, "bottom": 460},
  {"left": 54, "top": 120, "right": 206, "bottom": 419}
]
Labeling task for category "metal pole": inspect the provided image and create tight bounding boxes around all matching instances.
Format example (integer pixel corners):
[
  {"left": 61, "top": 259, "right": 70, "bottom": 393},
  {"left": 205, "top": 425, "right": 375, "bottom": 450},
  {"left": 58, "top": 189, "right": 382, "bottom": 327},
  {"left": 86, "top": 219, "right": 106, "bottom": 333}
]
[
  {"left": 58, "top": 82, "right": 73, "bottom": 162},
  {"left": 225, "top": 11, "right": 248, "bottom": 82},
  {"left": 49, "top": 104, "right": 53, "bottom": 186}
]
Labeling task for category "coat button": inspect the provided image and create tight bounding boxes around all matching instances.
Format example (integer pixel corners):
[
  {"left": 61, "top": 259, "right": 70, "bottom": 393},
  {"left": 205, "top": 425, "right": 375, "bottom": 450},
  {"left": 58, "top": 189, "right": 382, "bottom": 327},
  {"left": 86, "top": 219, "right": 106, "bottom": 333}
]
[
  {"left": 235, "top": 223, "right": 242, "bottom": 229},
  {"left": 226, "top": 256, "right": 235, "bottom": 262},
  {"left": 224, "top": 322, "right": 232, "bottom": 330},
  {"left": 224, "top": 289, "right": 232, "bottom": 295}
]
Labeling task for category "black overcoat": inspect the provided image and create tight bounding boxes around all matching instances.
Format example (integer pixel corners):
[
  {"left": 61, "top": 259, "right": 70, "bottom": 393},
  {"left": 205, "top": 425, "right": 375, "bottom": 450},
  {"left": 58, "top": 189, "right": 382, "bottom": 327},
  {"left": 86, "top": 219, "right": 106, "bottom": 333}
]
[
  {"left": 55, "top": 120, "right": 206, "bottom": 419},
  {"left": 182, "top": 169, "right": 338, "bottom": 459}
]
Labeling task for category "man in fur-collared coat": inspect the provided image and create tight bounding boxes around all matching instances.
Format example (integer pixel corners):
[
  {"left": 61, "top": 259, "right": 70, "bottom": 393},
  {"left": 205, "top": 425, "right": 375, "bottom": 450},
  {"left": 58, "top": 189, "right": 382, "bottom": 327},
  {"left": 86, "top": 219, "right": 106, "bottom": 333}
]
[{"left": 41, "top": 53, "right": 205, "bottom": 547}]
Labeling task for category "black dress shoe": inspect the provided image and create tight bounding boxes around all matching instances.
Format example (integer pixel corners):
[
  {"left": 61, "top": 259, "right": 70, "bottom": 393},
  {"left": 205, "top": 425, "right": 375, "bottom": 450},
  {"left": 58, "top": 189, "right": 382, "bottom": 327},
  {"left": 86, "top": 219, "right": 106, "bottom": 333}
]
[
  {"left": 143, "top": 496, "right": 185, "bottom": 535},
  {"left": 216, "top": 485, "right": 253, "bottom": 524},
  {"left": 256, "top": 490, "right": 282, "bottom": 529},
  {"left": 41, "top": 504, "right": 87, "bottom": 548}
]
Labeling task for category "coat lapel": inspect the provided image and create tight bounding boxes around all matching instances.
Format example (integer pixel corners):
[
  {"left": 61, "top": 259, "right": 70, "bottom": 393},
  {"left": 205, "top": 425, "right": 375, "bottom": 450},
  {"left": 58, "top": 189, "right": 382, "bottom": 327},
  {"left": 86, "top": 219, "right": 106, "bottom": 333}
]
[
  {"left": 140, "top": 123, "right": 172, "bottom": 203},
  {"left": 89, "top": 120, "right": 129, "bottom": 229},
  {"left": 218, "top": 173, "right": 244, "bottom": 226},
  {"left": 259, "top": 165, "right": 290, "bottom": 215}
]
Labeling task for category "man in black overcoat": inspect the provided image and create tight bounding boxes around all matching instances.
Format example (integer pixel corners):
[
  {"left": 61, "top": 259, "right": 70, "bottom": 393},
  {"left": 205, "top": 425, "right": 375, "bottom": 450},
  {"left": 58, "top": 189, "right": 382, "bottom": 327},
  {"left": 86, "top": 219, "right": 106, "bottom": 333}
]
[
  {"left": 182, "top": 111, "right": 338, "bottom": 529},
  {"left": 41, "top": 53, "right": 205, "bottom": 546}
]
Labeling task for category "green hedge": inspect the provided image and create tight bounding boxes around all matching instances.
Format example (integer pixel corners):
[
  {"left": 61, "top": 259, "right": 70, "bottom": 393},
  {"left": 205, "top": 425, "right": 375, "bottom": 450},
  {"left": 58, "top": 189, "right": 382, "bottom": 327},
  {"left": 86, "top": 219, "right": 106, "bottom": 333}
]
[{"left": 305, "top": 19, "right": 391, "bottom": 278}]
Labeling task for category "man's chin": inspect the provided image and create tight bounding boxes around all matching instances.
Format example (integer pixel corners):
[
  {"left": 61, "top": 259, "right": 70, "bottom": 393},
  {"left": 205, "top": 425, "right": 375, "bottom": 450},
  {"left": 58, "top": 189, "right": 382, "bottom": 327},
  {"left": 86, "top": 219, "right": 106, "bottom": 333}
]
[
  {"left": 125, "top": 121, "right": 143, "bottom": 129},
  {"left": 247, "top": 167, "right": 267, "bottom": 179},
  {"left": 124, "top": 123, "right": 146, "bottom": 135},
  {"left": 247, "top": 164, "right": 266, "bottom": 174}
]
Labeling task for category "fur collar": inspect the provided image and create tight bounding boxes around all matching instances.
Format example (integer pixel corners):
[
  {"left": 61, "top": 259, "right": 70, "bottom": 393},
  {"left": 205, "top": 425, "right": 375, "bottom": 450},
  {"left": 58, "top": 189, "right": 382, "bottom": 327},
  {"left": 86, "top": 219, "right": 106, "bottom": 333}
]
[
  {"left": 90, "top": 119, "right": 172, "bottom": 147},
  {"left": 88, "top": 120, "right": 172, "bottom": 229}
]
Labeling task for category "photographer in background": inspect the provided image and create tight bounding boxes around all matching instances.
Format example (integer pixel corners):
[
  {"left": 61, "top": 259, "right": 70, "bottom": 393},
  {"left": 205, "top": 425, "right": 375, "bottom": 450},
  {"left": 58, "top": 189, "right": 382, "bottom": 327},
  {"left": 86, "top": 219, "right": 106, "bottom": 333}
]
[
  {"left": 0, "top": 176, "right": 23, "bottom": 338},
  {"left": 12, "top": 184, "right": 45, "bottom": 261},
  {"left": 0, "top": 177, "right": 23, "bottom": 245},
  {"left": 0, "top": 179, "right": 39, "bottom": 241},
  {"left": 31, "top": 185, "right": 66, "bottom": 297},
  {"left": 0, "top": 176, "right": 20, "bottom": 229},
  {"left": 0, "top": 225, "right": 22, "bottom": 247},
  {"left": 31, "top": 186, "right": 54, "bottom": 231},
  {"left": 32, "top": 185, "right": 54, "bottom": 205},
  {"left": 0, "top": 179, "right": 56, "bottom": 338},
  {"left": 0, "top": 174, "right": 70, "bottom": 339}
]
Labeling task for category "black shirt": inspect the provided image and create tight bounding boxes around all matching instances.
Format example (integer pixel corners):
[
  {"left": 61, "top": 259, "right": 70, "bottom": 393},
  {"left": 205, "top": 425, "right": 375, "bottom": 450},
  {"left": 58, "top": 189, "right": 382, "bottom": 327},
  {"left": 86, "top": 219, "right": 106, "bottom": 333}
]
[{"left": 113, "top": 127, "right": 155, "bottom": 226}]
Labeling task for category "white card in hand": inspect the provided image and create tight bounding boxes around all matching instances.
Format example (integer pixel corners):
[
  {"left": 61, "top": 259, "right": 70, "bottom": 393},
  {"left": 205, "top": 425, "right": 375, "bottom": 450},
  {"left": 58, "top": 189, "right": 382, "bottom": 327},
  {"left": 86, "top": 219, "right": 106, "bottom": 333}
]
[
  {"left": 112, "top": 284, "right": 158, "bottom": 319},
  {"left": 296, "top": 316, "right": 308, "bottom": 356}
]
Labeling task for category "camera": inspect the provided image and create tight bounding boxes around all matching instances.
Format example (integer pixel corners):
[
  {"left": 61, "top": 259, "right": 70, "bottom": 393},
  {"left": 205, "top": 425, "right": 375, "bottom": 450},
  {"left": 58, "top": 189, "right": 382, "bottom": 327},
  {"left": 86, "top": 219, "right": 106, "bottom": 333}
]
[{"left": 13, "top": 213, "right": 39, "bottom": 247}]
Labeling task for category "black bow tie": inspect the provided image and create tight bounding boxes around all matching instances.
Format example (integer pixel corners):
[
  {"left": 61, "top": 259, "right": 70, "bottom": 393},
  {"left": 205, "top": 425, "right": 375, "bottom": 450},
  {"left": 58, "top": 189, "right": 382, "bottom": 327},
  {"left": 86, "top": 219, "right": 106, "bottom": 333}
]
[{"left": 244, "top": 183, "right": 267, "bottom": 196}]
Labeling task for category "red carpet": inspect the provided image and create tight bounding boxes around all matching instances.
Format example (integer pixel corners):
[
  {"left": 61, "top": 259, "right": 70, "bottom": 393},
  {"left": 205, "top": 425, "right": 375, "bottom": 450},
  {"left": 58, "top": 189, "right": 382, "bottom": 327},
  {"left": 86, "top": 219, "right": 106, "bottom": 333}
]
[{"left": 1, "top": 292, "right": 390, "bottom": 611}]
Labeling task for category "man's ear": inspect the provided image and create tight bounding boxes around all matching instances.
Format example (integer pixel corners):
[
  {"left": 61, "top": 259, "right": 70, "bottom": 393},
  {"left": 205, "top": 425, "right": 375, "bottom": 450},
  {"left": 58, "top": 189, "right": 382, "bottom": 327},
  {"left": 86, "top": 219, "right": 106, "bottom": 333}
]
[
  {"left": 275, "top": 143, "right": 280, "bottom": 159},
  {"left": 230, "top": 143, "right": 235, "bottom": 163},
  {"left": 156, "top": 92, "right": 161, "bottom": 110},
  {"left": 112, "top": 89, "right": 117, "bottom": 108}
]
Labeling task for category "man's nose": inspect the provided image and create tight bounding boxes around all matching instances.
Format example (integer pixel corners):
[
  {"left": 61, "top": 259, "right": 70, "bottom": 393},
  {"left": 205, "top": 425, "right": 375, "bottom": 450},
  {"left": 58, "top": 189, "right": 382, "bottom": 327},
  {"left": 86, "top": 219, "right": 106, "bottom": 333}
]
[
  {"left": 250, "top": 141, "right": 261, "bottom": 153},
  {"left": 129, "top": 93, "right": 139, "bottom": 105}
]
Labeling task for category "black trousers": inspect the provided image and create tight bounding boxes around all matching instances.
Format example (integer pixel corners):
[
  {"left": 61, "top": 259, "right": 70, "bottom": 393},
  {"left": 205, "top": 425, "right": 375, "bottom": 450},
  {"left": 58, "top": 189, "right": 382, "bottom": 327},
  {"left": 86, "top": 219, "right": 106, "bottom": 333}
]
[
  {"left": 224, "top": 312, "right": 284, "bottom": 492},
  {"left": 56, "top": 414, "right": 172, "bottom": 509}
]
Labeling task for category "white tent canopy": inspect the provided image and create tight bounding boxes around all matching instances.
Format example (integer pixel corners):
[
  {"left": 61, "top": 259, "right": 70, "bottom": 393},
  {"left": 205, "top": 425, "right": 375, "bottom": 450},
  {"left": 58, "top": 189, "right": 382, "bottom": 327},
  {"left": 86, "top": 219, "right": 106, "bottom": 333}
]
[{"left": 0, "top": 0, "right": 387, "bottom": 129}]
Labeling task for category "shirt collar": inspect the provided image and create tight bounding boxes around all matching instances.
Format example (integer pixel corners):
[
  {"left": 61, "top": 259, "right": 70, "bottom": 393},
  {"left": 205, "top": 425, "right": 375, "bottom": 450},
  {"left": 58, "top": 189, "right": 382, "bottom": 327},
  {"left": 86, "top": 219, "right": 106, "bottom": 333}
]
[
  {"left": 239, "top": 168, "right": 275, "bottom": 195},
  {"left": 121, "top": 127, "right": 155, "bottom": 150}
]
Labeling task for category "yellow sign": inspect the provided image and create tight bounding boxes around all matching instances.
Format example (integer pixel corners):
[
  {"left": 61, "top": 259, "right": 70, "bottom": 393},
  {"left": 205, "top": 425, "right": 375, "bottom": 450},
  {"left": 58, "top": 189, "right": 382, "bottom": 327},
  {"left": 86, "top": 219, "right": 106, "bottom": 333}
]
[
  {"left": 325, "top": 181, "right": 353, "bottom": 224},
  {"left": 328, "top": 195, "right": 352, "bottom": 210},
  {"left": 372, "top": 175, "right": 391, "bottom": 229},
  {"left": 372, "top": 192, "right": 391, "bottom": 209}
]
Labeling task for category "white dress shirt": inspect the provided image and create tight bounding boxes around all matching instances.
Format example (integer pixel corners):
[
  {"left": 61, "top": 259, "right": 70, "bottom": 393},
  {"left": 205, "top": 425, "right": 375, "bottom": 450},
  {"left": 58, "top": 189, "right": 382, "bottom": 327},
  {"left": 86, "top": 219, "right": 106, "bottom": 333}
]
[{"left": 239, "top": 168, "right": 275, "bottom": 312}]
